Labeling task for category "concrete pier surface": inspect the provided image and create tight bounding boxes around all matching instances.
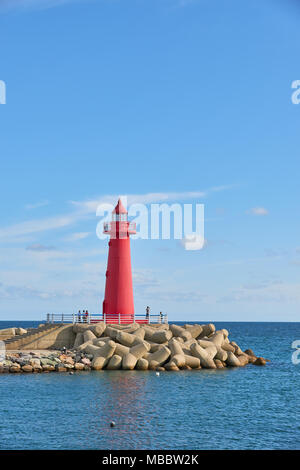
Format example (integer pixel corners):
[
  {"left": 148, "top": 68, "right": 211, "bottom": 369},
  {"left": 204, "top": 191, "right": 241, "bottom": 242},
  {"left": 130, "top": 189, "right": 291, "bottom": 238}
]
[{"left": 0, "top": 322, "right": 269, "bottom": 373}]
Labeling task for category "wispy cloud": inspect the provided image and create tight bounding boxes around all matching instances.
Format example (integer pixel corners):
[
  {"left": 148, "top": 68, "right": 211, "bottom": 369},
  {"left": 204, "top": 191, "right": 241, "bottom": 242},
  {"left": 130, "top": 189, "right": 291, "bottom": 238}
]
[
  {"left": 0, "top": 186, "right": 234, "bottom": 241},
  {"left": 26, "top": 243, "right": 56, "bottom": 252},
  {"left": 25, "top": 200, "right": 49, "bottom": 210},
  {"left": 65, "top": 232, "right": 90, "bottom": 241},
  {"left": 218, "top": 280, "right": 300, "bottom": 304},
  {"left": 70, "top": 186, "right": 234, "bottom": 213},
  {"left": 0, "top": 281, "right": 53, "bottom": 300},
  {"left": 0, "top": 214, "right": 79, "bottom": 241},
  {"left": 247, "top": 207, "right": 269, "bottom": 216},
  {"left": 0, "top": 0, "right": 84, "bottom": 11}
]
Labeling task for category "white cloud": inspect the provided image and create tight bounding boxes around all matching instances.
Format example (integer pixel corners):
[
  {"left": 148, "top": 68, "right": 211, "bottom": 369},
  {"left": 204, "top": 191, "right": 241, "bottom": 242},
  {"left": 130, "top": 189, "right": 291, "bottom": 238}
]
[
  {"left": 0, "top": 186, "right": 233, "bottom": 241},
  {"left": 70, "top": 186, "right": 234, "bottom": 214},
  {"left": 247, "top": 207, "right": 269, "bottom": 216},
  {"left": 70, "top": 190, "right": 207, "bottom": 213},
  {"left": 0, "top": 214, "right": 80, "bottom": 241},
  {"left": 25, "top": 200, "right": 49, "bottom": 210},
  {"left": 218, "top": 280, "right": 300, "bottom": 304},
  {"left": 26, "top": 243, "right": 56, "bottom": 252},
  {"left": 65, "top": 232, "right": 90, "bottom": 241}
]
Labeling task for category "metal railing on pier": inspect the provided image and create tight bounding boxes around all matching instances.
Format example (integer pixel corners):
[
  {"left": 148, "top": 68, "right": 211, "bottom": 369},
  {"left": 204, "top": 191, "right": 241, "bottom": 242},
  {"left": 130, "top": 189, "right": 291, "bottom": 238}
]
[{"left": 46, "top": 312, "right": 168, "bottom": 325}]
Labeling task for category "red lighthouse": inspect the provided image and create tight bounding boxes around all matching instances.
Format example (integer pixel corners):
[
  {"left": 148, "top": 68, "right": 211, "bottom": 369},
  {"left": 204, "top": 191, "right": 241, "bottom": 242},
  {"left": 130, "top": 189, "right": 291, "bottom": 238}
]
[{"left": 102, "top": 199, "right": 136, "bottom": 324}]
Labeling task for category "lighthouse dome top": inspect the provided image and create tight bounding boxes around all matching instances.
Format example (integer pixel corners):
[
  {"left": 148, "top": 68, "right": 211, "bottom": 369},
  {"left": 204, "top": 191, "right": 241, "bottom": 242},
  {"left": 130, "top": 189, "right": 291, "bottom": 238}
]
[{"left": 113, "top": 198, "right": 127, "bottom": 214}]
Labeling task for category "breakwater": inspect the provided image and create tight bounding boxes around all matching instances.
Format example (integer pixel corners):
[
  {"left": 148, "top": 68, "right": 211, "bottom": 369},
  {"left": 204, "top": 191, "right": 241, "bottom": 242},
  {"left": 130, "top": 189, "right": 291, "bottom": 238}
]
[{"left": 0, "top": 322, "right": 268, "bottom": 373}]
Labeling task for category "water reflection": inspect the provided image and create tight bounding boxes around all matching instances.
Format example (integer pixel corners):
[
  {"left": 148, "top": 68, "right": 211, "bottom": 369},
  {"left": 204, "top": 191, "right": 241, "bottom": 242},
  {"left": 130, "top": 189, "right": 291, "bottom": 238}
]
[{"left": 86, "top": 371, "right": 152, "bottom": 449}]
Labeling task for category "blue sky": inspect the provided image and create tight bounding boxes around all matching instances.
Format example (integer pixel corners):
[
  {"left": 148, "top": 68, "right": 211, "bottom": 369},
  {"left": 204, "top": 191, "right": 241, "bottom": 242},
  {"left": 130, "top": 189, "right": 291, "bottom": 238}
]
[{"left": 0, "top": 0, "right": 300, "bottom": 321}]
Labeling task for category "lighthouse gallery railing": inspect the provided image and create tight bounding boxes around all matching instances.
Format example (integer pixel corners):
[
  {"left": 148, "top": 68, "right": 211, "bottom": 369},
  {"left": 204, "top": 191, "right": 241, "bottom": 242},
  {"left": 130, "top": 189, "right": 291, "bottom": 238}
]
[{"left": 45, "top": 312, "right": 168, "bottom": 325}]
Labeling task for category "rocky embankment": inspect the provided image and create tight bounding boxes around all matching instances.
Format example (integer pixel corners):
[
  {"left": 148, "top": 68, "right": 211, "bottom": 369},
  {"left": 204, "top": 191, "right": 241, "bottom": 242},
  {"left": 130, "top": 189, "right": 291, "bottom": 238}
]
[
  {"left": 0, "top": 322, "right": 269, "bottom": 374},
  {"left": 0, "top": 327, "right": 28, "bottom": 337}
]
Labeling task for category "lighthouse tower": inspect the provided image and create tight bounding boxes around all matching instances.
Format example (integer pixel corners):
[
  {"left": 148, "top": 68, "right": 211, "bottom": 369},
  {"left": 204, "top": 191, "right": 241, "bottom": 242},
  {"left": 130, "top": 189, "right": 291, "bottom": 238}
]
[{"left": 102, "top": 199, "right": 136, "bottom": 324}]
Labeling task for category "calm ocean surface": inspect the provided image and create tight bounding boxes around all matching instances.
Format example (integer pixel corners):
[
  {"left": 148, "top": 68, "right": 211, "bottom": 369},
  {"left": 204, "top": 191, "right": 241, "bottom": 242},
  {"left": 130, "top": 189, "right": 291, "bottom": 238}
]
[{"left": 0, "top": 321, "right": 299, "bottom": 450}]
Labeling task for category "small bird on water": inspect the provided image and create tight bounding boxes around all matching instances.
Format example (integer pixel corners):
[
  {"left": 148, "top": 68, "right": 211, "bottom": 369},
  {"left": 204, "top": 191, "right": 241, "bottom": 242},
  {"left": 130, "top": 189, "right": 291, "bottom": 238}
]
[
  {"left": 156, "top": 372, "right": 160, "bottom": 376},
  {"left": 110, "top": 421, "right": 116, "bottom": 428}
]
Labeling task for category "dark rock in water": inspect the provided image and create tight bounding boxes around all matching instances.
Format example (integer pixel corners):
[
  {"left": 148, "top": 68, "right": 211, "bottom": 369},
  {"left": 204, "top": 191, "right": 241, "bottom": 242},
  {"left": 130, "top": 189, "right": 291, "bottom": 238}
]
[
  {"left": 182, "top": 364, "right": 192, "bottom": 370},
  {"left": 244, "top": 349, "right": 256, "bottom": 357},
  {"left": 237, "top": 354, "right": 249, "bottom": 366},
  {"left": 55, "top": 365, "right": 67, "bottom": 372},
  {"left": 165, "top": 363, "right": 179, "bottom": 371},
  {"left": 254, "top": 357, "right": 267, "bottom": 366},
  {"left": 214, "top": 359, "right": 224, "bottom": 369},
  {"left": 42, "top": 365, "right": 55, "bottom": 372},
  {"left": 246, "top": 355, "right": 257, "bottom": 364},
  {"left": 3, "top": 360, "right": 13, "bottom": 367},
  {"left": 41, "top": 358, "right": 57, "bottom": 367},
  {"left": 81, "top": 358, "right": 91, "bottom": 366}
]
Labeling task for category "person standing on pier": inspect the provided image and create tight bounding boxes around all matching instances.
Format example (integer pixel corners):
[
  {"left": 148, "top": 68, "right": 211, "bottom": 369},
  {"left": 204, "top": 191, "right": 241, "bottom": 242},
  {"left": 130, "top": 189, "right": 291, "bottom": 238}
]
[{"left": 146, "top": 306, "right": 150, "bottom": 323}]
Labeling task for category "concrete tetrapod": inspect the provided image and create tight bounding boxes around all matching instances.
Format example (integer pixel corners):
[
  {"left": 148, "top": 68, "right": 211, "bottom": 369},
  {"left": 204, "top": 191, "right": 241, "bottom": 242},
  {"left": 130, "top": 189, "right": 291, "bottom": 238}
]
[
  {"left": 105, "top": 327, "right": 120, "bottom": 341},
  {"left": 83, "top": 330, "right": 97, "bottom": 343},
  {"left": 122, "top": 342, "right": 149, "bottom": 370},
  {"left": 90, "top": 340, "right": 116, "bottom": 370},
  {"left": 226, "top": 351, "right": 241, "bottom": 367},
  {"left": 190, "top": 343, "right": 217, "bottom": 369},
  {"left": 198, "top": 323, "right": 216, "bottom": 339},
  {"left": 106, "top": 354, "right": 123, "bottom": 370},
  {"left": 116, "top": 330, "right": 136, "bottom": 347},
  {"left": 168, "top": 338, "right": 185, "bottom": 356},
  {"left": 148, "top": 345, "right": 171, "bottom": 369},
  {"left": 73, "top": 333, "right": 84, "bottom": 349},
  {"left": 77, "top": 340, "right": 93, "bottom": 352},
  {"left": 144, "top": 328, "right": 172, "bottom": 344},
  {"left": 207, "top": 332, "right": 225, "bottom": 348},
  {"left": 73, "top": 324, "right": 90, "bottom": 334},
  {"left": 184, "top": 354, "right": 201, "bottom": 369},
  {"left": 167, "top": 338, "right": 186, "bottom": 367},
  {"left": 169, "top": 324, "right": 192, "bottom": 342},
  {"left": 132, "top": 328, "right": 145, "bottom": 340},
  {"left": 215, "top": 347, "right": 228, "bottom": 362},
  {"left": 184, "top": 324, "right": 203, "bottom": 339},
  {"left": 89, "top": 324, "right": 106, "bottom": 337},
  {"left": 230, "top": 341, "right": 243, "bottom": 356},
  {"left": 114, "top": 343, "right": 130, "bottom": 357},
  {"left": 136, "top": 358, "right": 149, "bottom": 370},
  {"left": 221, "top": 340, "right": 236, "bottom": 352},
  {"left": 236, "top": 353, "right": 249, "bottom": 366}
]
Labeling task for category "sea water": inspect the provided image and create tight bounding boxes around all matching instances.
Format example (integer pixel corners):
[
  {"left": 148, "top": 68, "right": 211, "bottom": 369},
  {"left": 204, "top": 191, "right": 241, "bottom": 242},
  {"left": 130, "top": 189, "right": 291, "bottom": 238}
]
[{"left": 0, "top": 321, "right": 299, "bottom": 450}]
